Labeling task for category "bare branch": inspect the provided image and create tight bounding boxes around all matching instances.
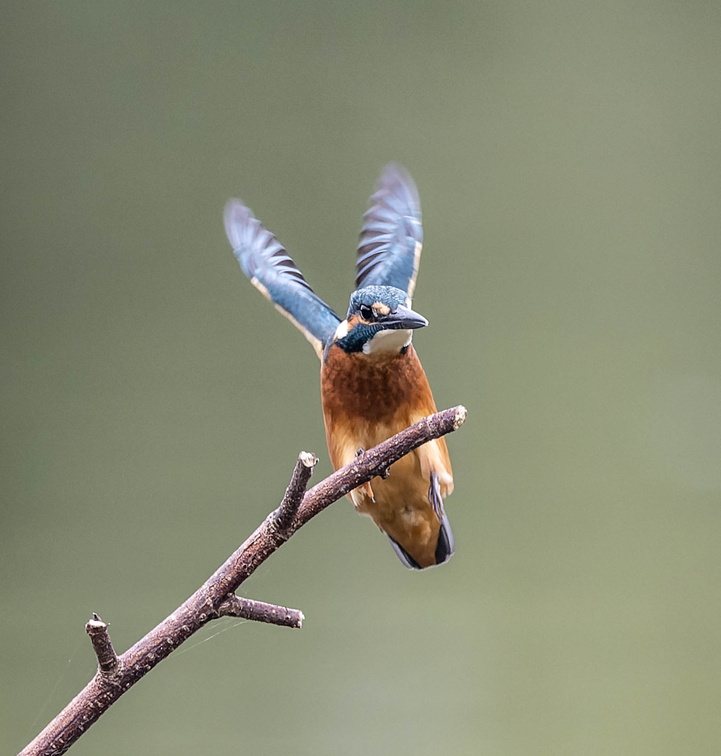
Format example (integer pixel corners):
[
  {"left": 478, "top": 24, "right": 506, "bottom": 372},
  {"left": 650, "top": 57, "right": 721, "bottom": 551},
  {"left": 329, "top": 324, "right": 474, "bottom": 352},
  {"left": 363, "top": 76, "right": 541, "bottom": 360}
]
[
  {"left": 217, "top": 595, "right": 304, "bottom": 629},
  {"left": 85, "top": 614, "right": 120, "bottom": 676},
  {"left": 271, "top": 450, "right": 318, "bottom": 534},
  {"left": 20, "top": 405, "right": 467, "bottom": 756}
]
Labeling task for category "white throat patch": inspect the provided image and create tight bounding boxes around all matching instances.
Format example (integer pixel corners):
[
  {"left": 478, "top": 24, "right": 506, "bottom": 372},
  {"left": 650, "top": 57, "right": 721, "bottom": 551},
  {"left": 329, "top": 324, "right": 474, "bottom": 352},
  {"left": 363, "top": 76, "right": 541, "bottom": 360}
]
[
  {"left": 362, "top": 328, "right": 413, "bottom": 355},
  {"left": 334, "top": 320, "right": 350, "bottom": 340}
]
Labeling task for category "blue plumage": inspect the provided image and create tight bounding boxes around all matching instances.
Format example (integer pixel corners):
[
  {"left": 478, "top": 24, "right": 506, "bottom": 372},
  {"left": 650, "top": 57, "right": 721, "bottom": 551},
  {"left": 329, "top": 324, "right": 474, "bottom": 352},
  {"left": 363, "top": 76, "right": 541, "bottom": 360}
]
[
  {"left": 356, "top": 163, "right": 423, "bottom": 302},
  {"left": 224, "top": 164, "right": 425, "bottom": 357},
  {"left": 224, "top": 200, "right": 341, "bottom": 357},
  {"left": 347, "top": 285, "right": 408, "bottom": 314},
  {"left": 335, "top": 285, "right": 428, "bottom": 354}
]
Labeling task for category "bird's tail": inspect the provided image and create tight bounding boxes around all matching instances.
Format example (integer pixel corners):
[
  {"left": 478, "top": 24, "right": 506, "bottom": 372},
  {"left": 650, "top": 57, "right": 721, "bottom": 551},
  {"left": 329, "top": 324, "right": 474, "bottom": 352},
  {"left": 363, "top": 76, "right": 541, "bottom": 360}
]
[{"left": 388, "top": 511, "right": 455, "bottom": 570}]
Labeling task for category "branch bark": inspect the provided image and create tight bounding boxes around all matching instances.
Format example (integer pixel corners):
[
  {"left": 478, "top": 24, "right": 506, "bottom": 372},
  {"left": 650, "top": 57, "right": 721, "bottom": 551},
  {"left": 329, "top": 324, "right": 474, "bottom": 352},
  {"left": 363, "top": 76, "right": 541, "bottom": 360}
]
[
  {"left": 85, "top": 615, "right": 119, "bottom": 676},
  {"left": 217, "top": 595, "right": 304, "bottom": 628},
  {"left": 19, "top": 405, "right": 467, "bottom": 756}
]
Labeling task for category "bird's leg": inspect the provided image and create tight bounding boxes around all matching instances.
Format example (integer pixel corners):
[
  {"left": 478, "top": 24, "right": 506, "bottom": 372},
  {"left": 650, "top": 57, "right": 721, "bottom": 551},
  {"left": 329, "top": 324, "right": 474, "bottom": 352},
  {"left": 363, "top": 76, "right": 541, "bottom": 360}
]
[
  {"left": 360, "top": 481, "right": 375, "bottom": 502},
  {"left": 356, "top": 447, "right": 390, "bottom": 478}
]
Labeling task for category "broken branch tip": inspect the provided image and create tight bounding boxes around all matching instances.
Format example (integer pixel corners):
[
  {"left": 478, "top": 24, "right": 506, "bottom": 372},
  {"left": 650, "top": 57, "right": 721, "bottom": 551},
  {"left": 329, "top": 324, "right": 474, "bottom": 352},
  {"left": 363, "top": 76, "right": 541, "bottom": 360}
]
[
  {"left": 453, "top": 405, "right": 468, "bottom": 430},
  {"left": 299, "top": 451, "right": 318, "bottom": 468}
]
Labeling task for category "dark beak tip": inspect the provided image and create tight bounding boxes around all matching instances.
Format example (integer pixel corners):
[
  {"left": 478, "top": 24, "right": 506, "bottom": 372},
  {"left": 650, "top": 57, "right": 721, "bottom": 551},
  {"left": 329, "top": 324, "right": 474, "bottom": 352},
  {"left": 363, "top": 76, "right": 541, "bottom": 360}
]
[
  {"left": 411, "top": 312, "right": 429, "bottom": 329},
  {"left": 395, "top": 304, "right": 428, "bottom": 330}
]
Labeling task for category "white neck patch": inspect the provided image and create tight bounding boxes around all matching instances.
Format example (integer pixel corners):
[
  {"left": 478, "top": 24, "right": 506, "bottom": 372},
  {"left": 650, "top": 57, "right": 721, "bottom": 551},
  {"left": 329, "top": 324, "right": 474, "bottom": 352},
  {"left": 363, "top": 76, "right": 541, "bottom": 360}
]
[
  {"left": 334, "top": 320, "right": 350, "bottom": 340},
  {"left": 362, "top": 328, "right": 413, "bottom": 355}
]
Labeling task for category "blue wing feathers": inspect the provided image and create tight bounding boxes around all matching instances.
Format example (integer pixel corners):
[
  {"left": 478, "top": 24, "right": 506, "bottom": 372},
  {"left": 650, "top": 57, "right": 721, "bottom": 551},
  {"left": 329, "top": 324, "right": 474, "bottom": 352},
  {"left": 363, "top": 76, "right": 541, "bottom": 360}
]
[
  {"left": 356, "top": 163, "right": 423, "bottom": 300},
  {"left": 225, "top": 163, "right": 423, "bottom": 353},
  {"left": 224, "top": 199, "right": 341, "bottom": 356}
]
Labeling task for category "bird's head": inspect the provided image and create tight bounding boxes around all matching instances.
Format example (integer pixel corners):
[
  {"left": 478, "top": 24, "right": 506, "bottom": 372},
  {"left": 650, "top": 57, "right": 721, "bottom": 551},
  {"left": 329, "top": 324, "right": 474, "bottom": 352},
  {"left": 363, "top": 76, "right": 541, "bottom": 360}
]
[{"left": 332, "top": 285, "right": 428, "bottom": 355}]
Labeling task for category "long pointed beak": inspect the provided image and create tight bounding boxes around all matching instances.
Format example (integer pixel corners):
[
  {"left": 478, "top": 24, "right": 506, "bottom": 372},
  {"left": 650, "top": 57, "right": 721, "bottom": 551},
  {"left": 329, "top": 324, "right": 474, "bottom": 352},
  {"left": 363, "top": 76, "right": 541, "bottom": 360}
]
[{"left": 384, "top": 304, "right": 428, "bottom": 330}]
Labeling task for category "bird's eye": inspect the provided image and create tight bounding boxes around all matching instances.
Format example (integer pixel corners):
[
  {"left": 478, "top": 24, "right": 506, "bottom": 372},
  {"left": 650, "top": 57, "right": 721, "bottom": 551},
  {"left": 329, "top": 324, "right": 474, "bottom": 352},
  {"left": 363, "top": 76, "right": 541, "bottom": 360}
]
[{"left": 359, "top": 304, "right": 374, "bottom": 321}]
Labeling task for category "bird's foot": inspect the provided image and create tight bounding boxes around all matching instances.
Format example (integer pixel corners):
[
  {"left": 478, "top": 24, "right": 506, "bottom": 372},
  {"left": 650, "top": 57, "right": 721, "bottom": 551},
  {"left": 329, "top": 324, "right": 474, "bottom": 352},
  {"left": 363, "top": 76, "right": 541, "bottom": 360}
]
[{"left": 360, "top": 481, "right": 375, "bottom": 503}]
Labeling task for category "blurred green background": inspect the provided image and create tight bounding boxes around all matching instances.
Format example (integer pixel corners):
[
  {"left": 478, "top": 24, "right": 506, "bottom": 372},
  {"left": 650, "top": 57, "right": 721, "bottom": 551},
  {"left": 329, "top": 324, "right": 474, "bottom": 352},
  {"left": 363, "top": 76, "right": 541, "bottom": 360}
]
[{"left": 3, "top": 2, "right": 721, "bottom": 754}]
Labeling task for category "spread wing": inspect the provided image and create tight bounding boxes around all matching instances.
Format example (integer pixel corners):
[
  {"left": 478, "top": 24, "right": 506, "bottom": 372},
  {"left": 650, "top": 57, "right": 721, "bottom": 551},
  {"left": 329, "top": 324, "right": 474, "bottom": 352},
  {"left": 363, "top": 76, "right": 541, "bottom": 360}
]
[
  {"left": 356, "top": 163, "right": 423, "bottom": 303},
  {"left": 224, "top": 199, "right": 341, "bottom": 358}
]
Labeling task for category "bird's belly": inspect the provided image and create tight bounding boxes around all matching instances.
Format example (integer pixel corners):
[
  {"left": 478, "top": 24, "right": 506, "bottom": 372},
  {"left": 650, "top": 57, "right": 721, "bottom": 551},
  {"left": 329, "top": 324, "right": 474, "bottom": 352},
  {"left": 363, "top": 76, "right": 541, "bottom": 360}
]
[
  {"left": 330, "top": 419, "right": 450, "bottom": 563},
  {"left": 351, "top": 451, "right": 429, "bottom": 523},
  {"left": 320, "top": 343, "right": 453, "bottom": 566},
  {"left": 327, "top": 415, "right": 453, "bottom": 503},
  {"left": 356, "top": 448, "right": 445, "bottom": 568}
]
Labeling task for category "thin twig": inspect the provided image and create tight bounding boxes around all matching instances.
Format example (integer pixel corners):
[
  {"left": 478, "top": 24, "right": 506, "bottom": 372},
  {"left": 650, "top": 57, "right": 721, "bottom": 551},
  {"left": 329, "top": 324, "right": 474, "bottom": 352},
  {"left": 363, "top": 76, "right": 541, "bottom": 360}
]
[
  {"left": 217, "top": 595, "right": 304, "bottom": 629},
  {"left": 85, "top": 614, "right": 120, "bottom": 676},
  {"left": 19, "top": 405, "right": 467, "bottom": 756},
  {"left": 271, "top": 451, "right": 318, "bottom": 534}
]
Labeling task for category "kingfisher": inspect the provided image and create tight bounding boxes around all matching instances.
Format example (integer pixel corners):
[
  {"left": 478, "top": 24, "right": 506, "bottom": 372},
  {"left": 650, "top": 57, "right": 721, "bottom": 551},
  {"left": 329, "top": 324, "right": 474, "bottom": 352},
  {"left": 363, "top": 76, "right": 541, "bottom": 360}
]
[{"left": 224, "top": 164, "right": 454, "bottom": 569}]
